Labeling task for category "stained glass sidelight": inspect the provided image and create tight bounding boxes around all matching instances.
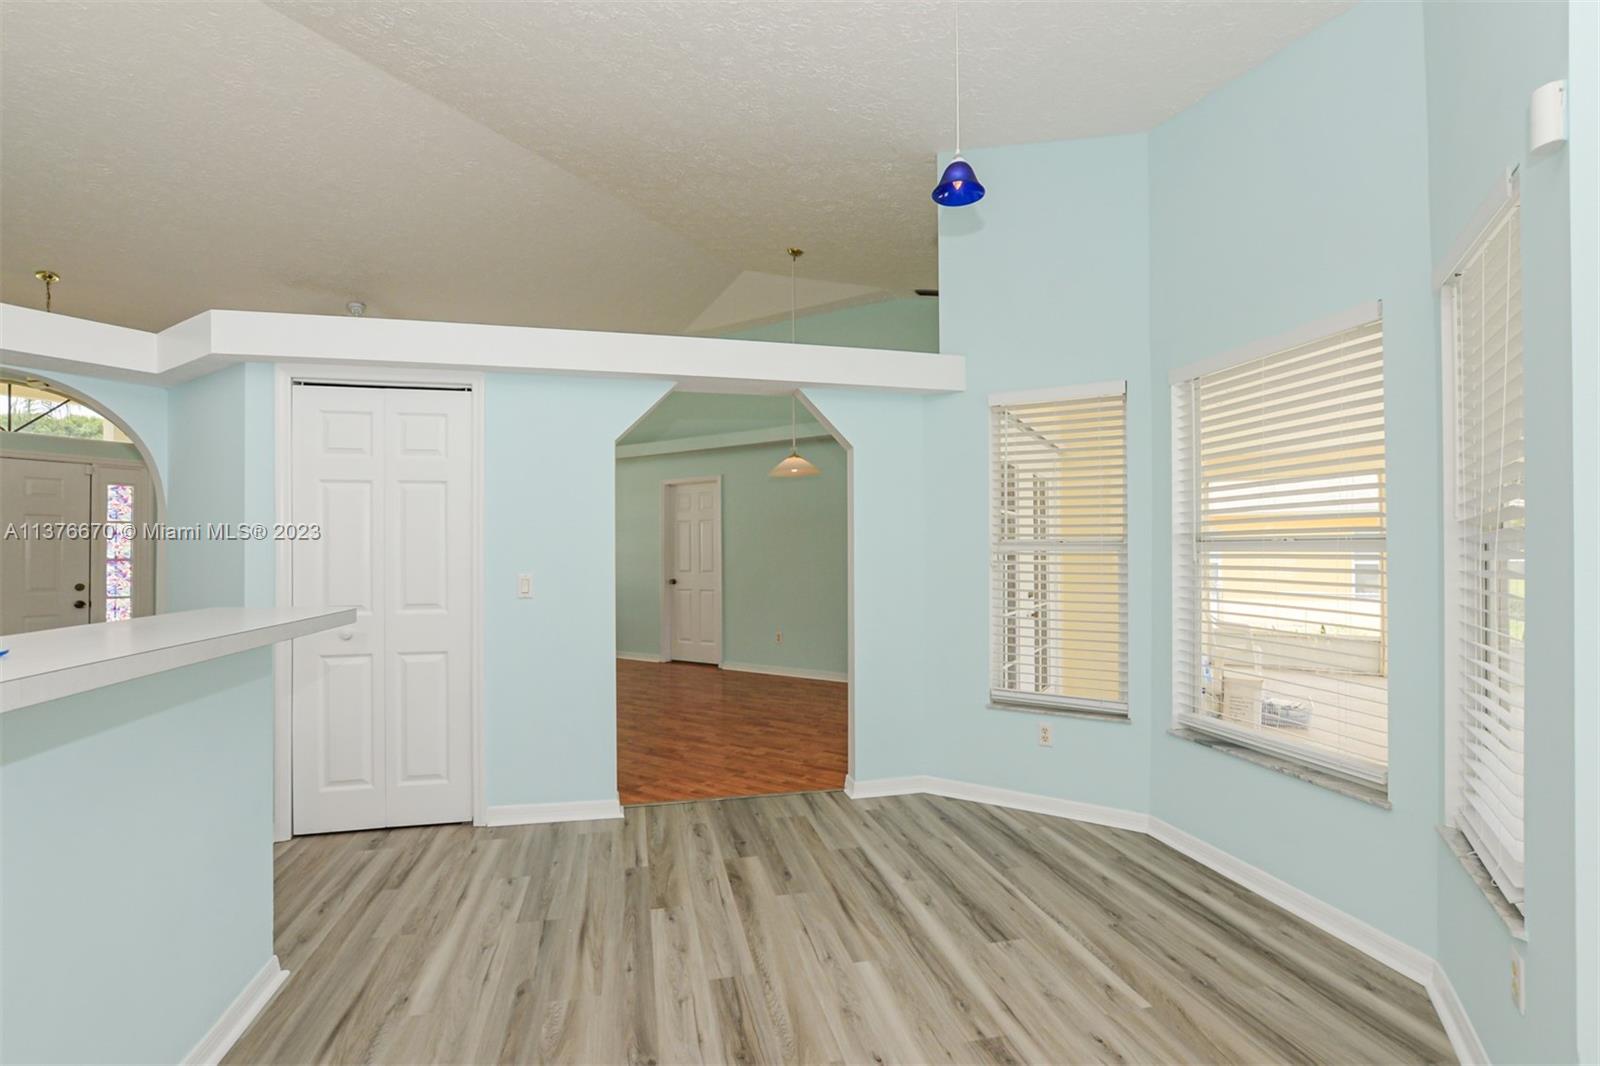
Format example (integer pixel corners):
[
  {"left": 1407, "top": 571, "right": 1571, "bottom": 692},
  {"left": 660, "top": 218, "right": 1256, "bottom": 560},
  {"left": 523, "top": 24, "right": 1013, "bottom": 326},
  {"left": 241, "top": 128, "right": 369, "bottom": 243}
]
[{"left": 105, "top": 483, "right": 133, "bottom": 621}]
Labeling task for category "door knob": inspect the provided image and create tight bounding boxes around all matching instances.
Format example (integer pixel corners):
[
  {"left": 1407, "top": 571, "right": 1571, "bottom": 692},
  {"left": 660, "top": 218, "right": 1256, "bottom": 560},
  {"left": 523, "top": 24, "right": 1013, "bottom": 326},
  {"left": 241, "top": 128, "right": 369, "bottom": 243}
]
[
  {"left": 73, "top": 600, "right": 87, "bottom": 609},
  {"left": 74, "top": 583, "right": 86, "bottom": 592},
  {"left": 668, "top": 578, "right": 677, "bottom": 585},
  {"left": 339, "top": 629, "right": 353, "bottom": 641}
]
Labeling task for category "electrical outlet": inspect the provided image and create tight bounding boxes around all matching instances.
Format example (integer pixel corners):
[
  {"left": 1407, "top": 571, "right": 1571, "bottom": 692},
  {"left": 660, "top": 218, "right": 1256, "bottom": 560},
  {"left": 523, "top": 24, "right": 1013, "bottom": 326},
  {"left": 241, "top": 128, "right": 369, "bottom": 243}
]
[
  {"left": 775, "top": 629, "right": 783, "bottom": 644},
  {"left": 1038, "top": 723, "right": 1053, "bottom": 747},
  {"left": 1510, "top": 948, "right": 1526, "bottom": 1013}
]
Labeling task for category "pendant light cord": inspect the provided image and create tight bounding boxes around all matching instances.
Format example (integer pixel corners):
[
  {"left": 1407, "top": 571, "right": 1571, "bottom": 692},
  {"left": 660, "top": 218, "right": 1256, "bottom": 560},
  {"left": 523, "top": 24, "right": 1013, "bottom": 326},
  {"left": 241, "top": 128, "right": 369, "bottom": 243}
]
[
  {"left": 787, "top": 247, "right": 803, "bottom": 343},
  {"left": 790, "top": 395, "right": 798, "bottom": 450},
  {"left": 953, "top": 0, "right": 961, "bottom": 154}
]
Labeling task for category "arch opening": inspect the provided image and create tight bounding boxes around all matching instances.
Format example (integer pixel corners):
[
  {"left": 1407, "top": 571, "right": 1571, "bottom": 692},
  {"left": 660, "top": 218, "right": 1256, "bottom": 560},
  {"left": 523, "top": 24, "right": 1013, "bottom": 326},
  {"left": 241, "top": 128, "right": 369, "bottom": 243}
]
[
  {"left": 1, "top": 371, "right": 165, "bottom": 631},
  {"left": 612, "top": 384, "right": 855, "bottom": 804}
]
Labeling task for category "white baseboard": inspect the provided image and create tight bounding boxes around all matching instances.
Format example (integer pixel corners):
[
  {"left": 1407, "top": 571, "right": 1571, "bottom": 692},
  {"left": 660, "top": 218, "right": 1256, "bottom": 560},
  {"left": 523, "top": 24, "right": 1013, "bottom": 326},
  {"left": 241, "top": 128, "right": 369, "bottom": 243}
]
[
  {"left": 486, "top": 797, "right": 624, "bottom": 826},
  {"left": 843, "top": 774, "right": 1480, "bottom": 1066},
  {"left": 182, "top": 955, "right": 288, "bottom": 1065},
  {"left": 1147, "top": 817, "right": 1433, "bottom": 985},
  {"left": 720, "top": 661, "right": 848, "bottom": 682},
  {"left": 1427, "top": 959, "right": 1490, "bottom": 1065},
  {"left": 929, "top": 778, "right": 1151, "bottom": 832},
  {"left": 844, "top": 773, "right": 931, "bottom": 799},
  {"left": 843, "top": 774, "right": 1147, "bottom": 832},
  {"left": 616, "top": 651, "right": 666, "bottom": 663}
]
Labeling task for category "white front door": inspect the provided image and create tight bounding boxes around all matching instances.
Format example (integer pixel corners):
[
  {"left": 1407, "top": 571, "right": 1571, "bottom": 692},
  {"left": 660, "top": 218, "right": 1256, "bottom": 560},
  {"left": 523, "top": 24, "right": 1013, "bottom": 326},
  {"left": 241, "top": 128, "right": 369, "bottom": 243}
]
[
  {"left": 666, "top": 479, "right": 721, "bottom": 664},
  {"left": 0, "top": 458, "right": 91, "bottom": 634},
  {"left": 290, "top": 384, "right": 473, "bottom": 834}
]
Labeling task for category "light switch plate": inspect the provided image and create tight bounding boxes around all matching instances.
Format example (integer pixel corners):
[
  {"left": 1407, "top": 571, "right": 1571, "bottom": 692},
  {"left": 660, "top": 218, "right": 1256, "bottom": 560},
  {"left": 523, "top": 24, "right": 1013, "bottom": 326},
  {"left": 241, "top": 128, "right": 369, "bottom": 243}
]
[{"left": 517, "top": 573, "right": 533, "bottom": 598}]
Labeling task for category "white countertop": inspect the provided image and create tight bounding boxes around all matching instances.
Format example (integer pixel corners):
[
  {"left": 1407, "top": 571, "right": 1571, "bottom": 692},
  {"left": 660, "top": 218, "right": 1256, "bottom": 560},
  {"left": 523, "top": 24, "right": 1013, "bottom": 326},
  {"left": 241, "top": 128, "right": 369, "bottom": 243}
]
[{"left": 0, "top": 606, "right": 355, "bottom": 713}]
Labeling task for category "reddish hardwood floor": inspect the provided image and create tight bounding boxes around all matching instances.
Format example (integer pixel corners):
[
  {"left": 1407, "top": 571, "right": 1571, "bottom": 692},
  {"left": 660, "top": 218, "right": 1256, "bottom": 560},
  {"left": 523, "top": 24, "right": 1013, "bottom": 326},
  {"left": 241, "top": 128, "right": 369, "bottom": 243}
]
[{"left": 616, "top": 659, "right": 847, "bottom": 805}]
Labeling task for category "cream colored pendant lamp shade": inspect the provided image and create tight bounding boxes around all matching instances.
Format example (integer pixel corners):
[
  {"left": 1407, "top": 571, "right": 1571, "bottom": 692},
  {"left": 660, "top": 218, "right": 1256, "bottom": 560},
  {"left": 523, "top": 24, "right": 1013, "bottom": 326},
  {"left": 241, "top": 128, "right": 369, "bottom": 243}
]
[
  {"left": 770, "top": 394, "right": 821, "bottom": 478},
  {"left": 771, "top": 451, "right": 821, "bottom": 478}
]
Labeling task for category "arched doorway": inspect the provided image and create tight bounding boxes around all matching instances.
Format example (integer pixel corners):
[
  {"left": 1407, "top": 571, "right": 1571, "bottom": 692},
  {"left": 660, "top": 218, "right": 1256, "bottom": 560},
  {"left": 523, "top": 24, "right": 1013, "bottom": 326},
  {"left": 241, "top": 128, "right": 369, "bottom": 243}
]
[
  {"left": 1, "top": 374, "right": 161, "bottom": 632},
  {"left": 612, "top": 386, "right": 853, "bottom": 805}
]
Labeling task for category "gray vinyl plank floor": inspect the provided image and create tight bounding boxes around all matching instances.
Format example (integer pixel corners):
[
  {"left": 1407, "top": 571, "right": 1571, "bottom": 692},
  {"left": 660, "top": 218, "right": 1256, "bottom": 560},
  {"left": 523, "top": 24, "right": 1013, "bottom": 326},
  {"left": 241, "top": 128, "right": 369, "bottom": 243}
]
[{"left": 225, "top": 791, "right": 1454, "bottom": 1065}]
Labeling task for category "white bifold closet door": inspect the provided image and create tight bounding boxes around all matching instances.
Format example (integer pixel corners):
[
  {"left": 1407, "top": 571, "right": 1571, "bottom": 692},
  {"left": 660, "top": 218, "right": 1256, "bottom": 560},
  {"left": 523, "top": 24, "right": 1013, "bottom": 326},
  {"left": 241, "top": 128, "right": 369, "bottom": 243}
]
[{"left": 291, "top": 384, "right": 472, "bottom": 835}]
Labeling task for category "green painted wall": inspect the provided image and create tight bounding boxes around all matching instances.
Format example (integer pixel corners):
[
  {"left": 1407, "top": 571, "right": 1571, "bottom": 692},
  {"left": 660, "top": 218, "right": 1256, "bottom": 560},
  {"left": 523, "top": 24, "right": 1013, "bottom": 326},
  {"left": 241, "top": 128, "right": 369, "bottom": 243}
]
[
  {"left": 616, "top": 437, "right": 847, "bottom": 675},
  {"left": 621, "top": 392, "right": 823, "bottom": 445},
  {"left": 721, "top": 296, "right": 939, "bottom": 352}
]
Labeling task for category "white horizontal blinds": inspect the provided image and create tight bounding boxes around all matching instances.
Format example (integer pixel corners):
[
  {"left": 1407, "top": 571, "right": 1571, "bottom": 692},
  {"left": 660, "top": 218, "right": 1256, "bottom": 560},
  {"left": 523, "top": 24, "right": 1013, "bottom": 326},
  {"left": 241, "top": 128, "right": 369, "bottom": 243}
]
[
  {"left": 990, "top": 390, "right": 1128, "bottom": 713},
  {"left": 1172, "top": 383, "right": 1201, "bottom": 725},
  {"left": 1451, "top": 200, "right": 1525, "bottom": 911},
  {"left": 1173, "top": 320, "right": 1390, "bottom": 784}
]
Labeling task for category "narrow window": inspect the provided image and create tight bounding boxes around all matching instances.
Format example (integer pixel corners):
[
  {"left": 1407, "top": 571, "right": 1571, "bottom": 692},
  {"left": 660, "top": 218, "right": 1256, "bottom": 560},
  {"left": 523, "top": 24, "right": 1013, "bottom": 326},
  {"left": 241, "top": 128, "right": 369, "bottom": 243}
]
[
  {"left": 105, "top": 482, "right": 134, "bottom": 621},
  {"left": 1172, "top": 318, "right": 1389, "bottom": 787},
  {"left": 990, "top": 385, "right": 1128, "bottom": 716},
  {"left": 1446, "top": 197, "right": 1525, "bottom": 914}
]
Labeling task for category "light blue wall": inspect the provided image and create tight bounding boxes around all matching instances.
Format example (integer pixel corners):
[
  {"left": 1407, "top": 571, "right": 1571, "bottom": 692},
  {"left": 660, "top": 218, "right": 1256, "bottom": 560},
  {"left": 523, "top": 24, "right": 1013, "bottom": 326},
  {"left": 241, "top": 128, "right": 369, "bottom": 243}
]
[
  {"left": 616, "top": 438, "right": 848, "bottom": 675},
  {"left": 1147, "top": 0, "right": 1440, "bottom": 952},
  {"left": 934, "top": 132, "right": 1155, "bottom": 812},
  {"left": 165, "top": 363, "right": 276, "bottom": 611},
  {"left": 931, "top": 3, "right": 1590, "bottom": 1059},
  {"left": 1, "top": 365, "right": 172, "bottom": 517},
  {"left": 1424, "top": 3, "right": 1586, "bottom": 1061},
  {"left": 0, "top": 362, "right": 276, "bottom": 613},
  {"left": 0, "top": 651, "right": 275, "bottom": 1064},
  {"left": 483, "top": 374, "right": 671, "bottom": 806},
  {"left": 801, "top": 387, "right": 938, "bottom": 781},
  {"left": 17, "top": 367, "right": 172, "bottom": 490},
  {"left": 722, "top": 296, "right": 939, "bottom": 352},
  {"left": 485, "top": 372, "right": 942, "bottom": 801}
]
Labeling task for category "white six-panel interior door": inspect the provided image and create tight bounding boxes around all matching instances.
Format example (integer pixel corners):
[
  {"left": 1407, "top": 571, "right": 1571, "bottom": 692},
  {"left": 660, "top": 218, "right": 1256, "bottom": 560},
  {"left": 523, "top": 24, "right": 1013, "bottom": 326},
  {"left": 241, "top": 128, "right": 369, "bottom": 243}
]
[
  {"left": 665, "top": 478, "right": 722, "bottom": 664},
  {"left": 290, "top": 383, "right": 473, "bottom": 834}
]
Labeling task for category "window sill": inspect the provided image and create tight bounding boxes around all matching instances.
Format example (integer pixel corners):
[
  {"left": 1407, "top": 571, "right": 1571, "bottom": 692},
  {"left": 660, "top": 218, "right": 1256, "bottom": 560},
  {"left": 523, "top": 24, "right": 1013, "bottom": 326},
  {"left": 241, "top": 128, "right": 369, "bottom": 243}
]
[
  {"left": 1438, "top": 825, "right": 1527, "bottom": 941},
  {"left": 1167, "top": 726, "right": 1392, "bottom": 810},
  {"left": 988, "top": 700, "right": 1130, "bottom": 723}
]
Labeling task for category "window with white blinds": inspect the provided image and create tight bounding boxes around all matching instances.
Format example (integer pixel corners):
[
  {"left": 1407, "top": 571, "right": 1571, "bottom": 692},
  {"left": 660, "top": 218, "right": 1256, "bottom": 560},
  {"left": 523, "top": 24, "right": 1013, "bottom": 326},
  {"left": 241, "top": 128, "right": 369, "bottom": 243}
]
[
  {"left": 1447, "top": 198, "right": 1525, "bottom": 913},
  {"left": 1172, "top": 318, "right": 1389, "bottom": 786},
  {"left": 990, "top": 386, "right": 1128, "bottom": 715}
]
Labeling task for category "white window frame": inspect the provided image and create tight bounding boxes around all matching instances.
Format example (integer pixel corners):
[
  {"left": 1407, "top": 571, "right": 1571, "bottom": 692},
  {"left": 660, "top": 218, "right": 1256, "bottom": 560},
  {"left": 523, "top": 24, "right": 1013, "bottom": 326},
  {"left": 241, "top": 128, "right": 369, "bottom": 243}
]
[
  {"left": 988, "top": 380, "right": 1129, "bottom": 718},
  {"left": 1168, "top": 301, "right": 1390, "bottom": 788},
  {"left": 1439, "top": 168, "right": 1526, "bottom": 915}
]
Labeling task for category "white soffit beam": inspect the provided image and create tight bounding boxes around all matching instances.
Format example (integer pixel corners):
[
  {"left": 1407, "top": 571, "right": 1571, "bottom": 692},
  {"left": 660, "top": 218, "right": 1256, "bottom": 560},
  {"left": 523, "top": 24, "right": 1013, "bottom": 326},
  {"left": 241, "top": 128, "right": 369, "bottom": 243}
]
[
  {"left": 1, "top": 304, "right": 964, "bottom": 394},
  {"left": 0, "top": 304, "right": 156, "bottom": 380}
]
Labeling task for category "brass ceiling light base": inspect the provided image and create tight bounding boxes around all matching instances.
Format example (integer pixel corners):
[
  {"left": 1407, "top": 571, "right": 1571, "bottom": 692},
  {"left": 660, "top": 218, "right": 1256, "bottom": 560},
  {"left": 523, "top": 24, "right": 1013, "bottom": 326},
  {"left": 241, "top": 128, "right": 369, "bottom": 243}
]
[{"left": 34, "top": 270, "right": 60, "bottom": 313}]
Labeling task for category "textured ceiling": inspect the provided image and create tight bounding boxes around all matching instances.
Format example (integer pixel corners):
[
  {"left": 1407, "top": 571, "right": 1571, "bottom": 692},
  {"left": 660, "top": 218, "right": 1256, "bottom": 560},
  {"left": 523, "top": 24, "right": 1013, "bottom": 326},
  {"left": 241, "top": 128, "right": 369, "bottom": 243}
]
[
  {"left": 0, "top": 1, "right": 735, "bottom": 333},
  {"left": 1, "top": 0, "right": 1349, "bottom": 334}
]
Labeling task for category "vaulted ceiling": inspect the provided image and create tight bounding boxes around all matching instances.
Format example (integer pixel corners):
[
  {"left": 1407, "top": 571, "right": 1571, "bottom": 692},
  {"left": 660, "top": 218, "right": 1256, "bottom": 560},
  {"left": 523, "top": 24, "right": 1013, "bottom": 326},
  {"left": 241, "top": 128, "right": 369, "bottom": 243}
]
[{"left": 0, "top": 1, "right": 1348, "bottom": 335}]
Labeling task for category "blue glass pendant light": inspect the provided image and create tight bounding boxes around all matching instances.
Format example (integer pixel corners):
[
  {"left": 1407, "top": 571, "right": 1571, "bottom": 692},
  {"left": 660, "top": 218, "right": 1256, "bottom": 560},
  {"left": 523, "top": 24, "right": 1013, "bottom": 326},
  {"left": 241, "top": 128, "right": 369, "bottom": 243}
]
[
  {"left": 933, "top": 156, "right": 984, "bottom": 207},
  {"left": 932, "top": 2, "right": 984, "bottom": 207}
]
